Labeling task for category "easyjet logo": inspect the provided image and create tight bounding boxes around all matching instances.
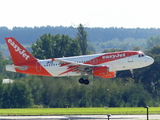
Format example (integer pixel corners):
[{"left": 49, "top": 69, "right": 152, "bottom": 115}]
[
  {"left": 102, "top": 53, "right": 126, "bottom": 59},
  {"left": 8, "top": 39, "right": 30, "bottom": 60}
]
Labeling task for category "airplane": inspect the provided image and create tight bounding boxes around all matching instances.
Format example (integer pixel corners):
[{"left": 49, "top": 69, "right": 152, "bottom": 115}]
[{"left": 5, "top": 37, "right": 154, "bottom": 85}]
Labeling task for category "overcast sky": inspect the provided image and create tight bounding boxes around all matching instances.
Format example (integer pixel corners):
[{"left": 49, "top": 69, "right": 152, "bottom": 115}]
[{"left": 0, "top": 0, "right": 160, "bottom": 29}]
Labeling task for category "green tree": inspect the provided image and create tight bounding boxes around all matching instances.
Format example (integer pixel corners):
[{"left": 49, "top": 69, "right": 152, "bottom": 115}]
[
  {"left": 0, "top": 51, "right": 5, "bottom": 60},
  {"left": 147, "top": 36, "right": 160, "bottom": 49},
  {"left": 102, "top": 48, "right": 123, "bottom": 53},
  {"left": 32, "top": 34, "right": 81, "bottom": 59},
  {"left": 134, "top": 45, "right": 160, "bottom": 97},
  {"left": 132, "top": 46, "right": 142, "bottom": 51},
  {"left": 10, "top": 81, "right": 33, "bottom": 108},
  {"left": 76, "top": 24, "right": 88, "bottom": 55},
  {"left": 87, "top": 43, "right": 96, "bottom": 53},
  {"left": 1, "top": 83, "right": 12, "bottom": 108},
  {"left": 26, "top": 76, "right": 44, "bottom": 106}
]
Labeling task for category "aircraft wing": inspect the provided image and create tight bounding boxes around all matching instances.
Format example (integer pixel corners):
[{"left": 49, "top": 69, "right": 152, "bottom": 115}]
[
  {"left": 53, "top": 58, "right": 99, "bottom": 75},
  {"left": 53, "top": 58, "right": 93, "bottom": 67}
]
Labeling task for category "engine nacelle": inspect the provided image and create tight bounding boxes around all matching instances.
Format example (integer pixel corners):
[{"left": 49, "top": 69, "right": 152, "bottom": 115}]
[{"left": 92, "top": 66, "right": 116, "bottom": 78}]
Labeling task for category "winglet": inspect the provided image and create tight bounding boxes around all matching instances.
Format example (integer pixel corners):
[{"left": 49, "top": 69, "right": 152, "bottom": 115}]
[{"left": 5, "top": 37, "right": 36, "bottom": 65}]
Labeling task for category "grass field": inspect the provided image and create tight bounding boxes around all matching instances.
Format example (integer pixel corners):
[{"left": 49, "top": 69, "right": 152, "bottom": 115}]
[{"left": 0, "top": 107, "right": 159, "bottom": 116}]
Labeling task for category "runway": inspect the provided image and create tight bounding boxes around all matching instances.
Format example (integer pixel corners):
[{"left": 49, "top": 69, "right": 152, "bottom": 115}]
[{"left": 0, "top": 115, "right": 160, "bottom": 120}]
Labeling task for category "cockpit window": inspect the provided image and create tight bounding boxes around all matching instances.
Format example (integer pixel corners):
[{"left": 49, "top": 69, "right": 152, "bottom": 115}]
[{"left": 138, "top": 54, "right": 145, "bottom": 57}]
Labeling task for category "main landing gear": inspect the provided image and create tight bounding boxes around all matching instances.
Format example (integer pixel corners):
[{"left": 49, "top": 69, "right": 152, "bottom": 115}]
[{"left": 79, "top": 78, "right": 89, "bottom": 85}]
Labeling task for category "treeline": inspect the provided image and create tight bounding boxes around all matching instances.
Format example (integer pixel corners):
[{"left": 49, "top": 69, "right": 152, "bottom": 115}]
[
  {"left": 0, "top": 76, "right": 154, "bottom": 108},
  {"left": 1, "top": 26, "right": 160, "bottom": 54},
  {"left": 1, "top": 26, "right": 160, "bottom": 44}
]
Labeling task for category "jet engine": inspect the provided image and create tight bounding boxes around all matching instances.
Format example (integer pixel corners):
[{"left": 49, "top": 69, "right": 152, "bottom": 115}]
[{"left": 92, "top": 66, "right": 115, "bottom": 78}]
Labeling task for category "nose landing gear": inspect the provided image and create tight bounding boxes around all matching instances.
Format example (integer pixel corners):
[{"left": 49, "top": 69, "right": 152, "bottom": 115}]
[{"left": 79, "top": 78, "right": 89, "bottom": 85}]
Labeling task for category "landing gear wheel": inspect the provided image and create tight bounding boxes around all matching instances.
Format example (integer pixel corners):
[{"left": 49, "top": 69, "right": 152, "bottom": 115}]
[
  {"left": 84, "top": 79, "right": 89, "bottom": 85},
  {"left": 79, "top": 78, "right": 84, "bottom": 84}
]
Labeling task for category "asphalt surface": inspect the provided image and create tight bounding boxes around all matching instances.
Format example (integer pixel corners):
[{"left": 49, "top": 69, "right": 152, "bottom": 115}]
[{"left": 0, "top": 115, "right": 160, "bottom": 120}]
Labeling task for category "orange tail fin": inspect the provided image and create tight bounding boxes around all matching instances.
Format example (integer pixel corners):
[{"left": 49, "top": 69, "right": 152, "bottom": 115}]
[{"left": 5, "top": 37, "right": 36, "bottom": 65}]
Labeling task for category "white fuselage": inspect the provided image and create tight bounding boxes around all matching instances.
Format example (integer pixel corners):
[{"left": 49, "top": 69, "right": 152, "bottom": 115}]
[{"left": 37, "top": 52, "right": 154, "bottom": 77}]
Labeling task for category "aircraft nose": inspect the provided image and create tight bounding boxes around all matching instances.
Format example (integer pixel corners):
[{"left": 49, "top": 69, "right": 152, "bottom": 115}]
[{"left": 146, "top": 56, "right": 154, "bottom": 65}]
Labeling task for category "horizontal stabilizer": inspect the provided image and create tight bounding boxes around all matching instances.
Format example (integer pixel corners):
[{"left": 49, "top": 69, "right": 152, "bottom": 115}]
[{"left": 6, "top": 65, "right": 28, "bottom": 72}]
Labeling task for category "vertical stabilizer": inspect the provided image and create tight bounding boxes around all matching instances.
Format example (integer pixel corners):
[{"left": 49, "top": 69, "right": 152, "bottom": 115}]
[{"left": 5, "top": 37, "right": 36, "bottom": 65}]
